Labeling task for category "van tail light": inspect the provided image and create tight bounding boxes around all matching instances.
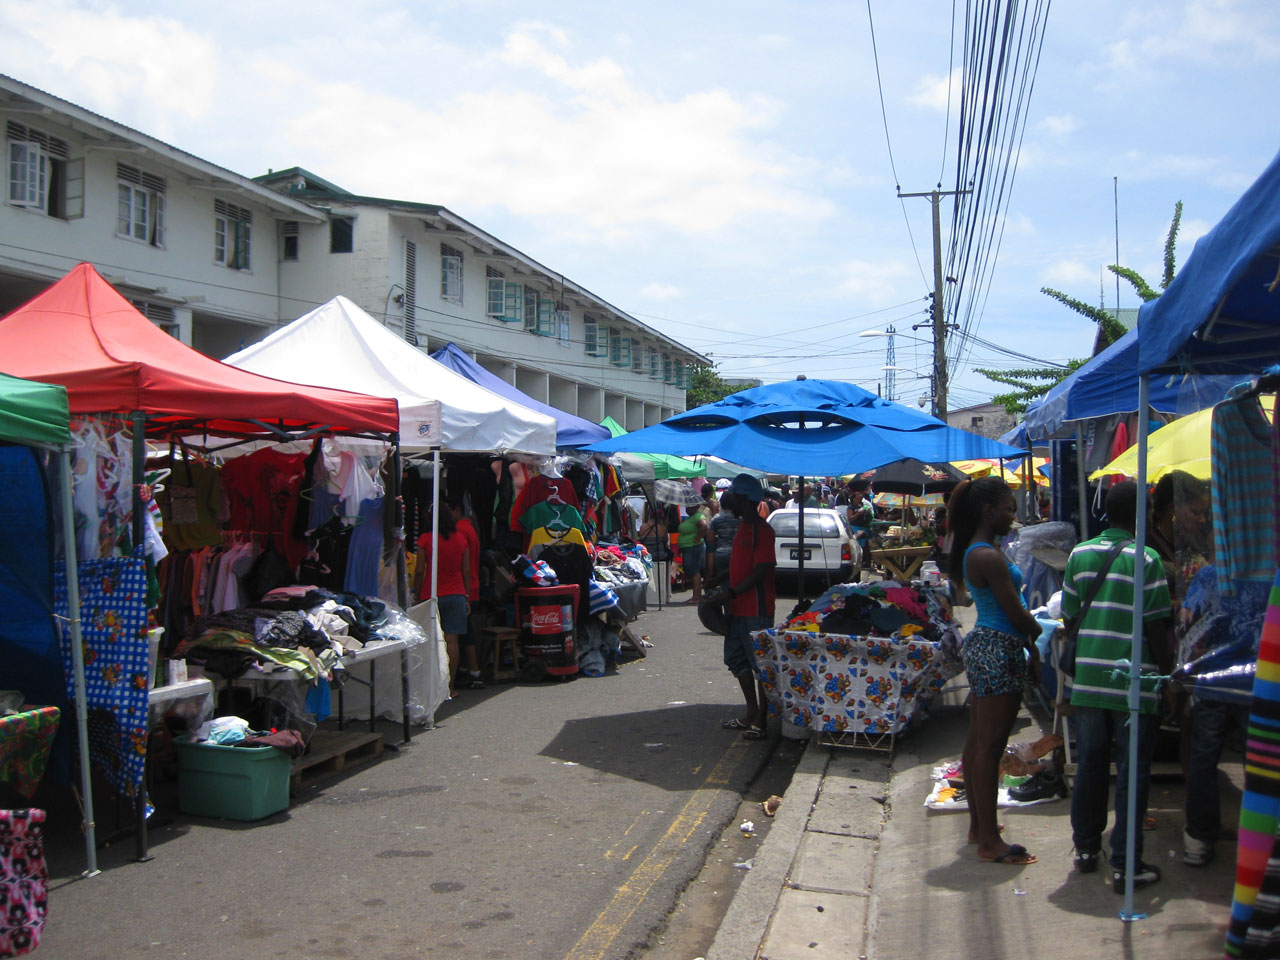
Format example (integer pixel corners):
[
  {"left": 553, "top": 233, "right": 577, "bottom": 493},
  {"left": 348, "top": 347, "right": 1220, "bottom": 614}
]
[{"left": 841, "top": 544, "right": 851, "bottom": 562}]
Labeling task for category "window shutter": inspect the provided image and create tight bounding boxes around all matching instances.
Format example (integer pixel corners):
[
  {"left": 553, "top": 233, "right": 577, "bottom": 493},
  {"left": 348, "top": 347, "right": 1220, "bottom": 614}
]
[
  {"left": 486, "top": 273, "right": 505, "bottom": 318},
  {"left": 537, "top": 298, "right": 555, "bottom": 336},
  {"left": 8, "top": 141, "right": 42, "bottom": 207},
  {"left": 523, "top": 286, "right": 538, "bottom": 332},
  {"left": 403, "top": 239, "right": 418, "bottom": 344},
  {"left": 63, "top": 157, "right": 83, "bottom": 219},
  {"left": 504, "top": 282, "right": 523, "bottom": 323},
  {"left": 584, "top": 316, "right": 598, "bottom": 355}
]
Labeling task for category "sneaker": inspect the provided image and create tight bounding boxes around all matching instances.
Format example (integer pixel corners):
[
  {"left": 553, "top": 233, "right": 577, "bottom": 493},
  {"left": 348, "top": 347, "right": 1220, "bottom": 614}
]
[
  {"left": 1112, "top": 861, "right": 1161, "bottom": 893},
  {"left": 1074, "top": 850, "right": 1100, "bottom": 874},
  {"left": 464, "top": 671, "right": 486, "bottom": 690},
  {"left": 1183, "top": 830, "right": 1215, "bottom": 868},
  {"left": 1009, "top": 771, "right": 1068, "bottom": 803}
]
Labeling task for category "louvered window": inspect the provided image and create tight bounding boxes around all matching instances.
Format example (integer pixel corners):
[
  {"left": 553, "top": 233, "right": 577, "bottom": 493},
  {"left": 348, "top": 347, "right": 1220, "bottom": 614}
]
[
  {"left": 6, "top": 121, "right": 80, "bottom": 220},
  {"left": 280, "top": 221, "right": 299, "bottom": 261},
  {"left": 441, "top": 243, "right": 463, "bottom": 302},
  {"left": 131, "top": 299, "right": 177, "bottom": 337},
  {"left": 117, "top": 163, "right": 167, "bottom": 246},
  {"left": 213, "top": 198, "right": 251, "bottom": 269},
  {"left": 486, "top": 266, "right": 505, "bottom": 318},
  {"left": 403, "top": 239, "right": 418, "bottom": 344}
]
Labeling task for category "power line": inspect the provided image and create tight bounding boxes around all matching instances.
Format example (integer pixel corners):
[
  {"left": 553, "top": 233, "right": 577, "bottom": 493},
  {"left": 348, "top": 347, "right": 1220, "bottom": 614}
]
[{"left": 865, "top": 0, "right": 932, "bottom": 290}]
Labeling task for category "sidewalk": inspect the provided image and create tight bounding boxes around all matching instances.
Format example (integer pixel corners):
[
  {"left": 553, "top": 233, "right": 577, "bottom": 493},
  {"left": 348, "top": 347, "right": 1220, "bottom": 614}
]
[{"left": 709, "top": 690, "right": 1240, "bottom": 960}]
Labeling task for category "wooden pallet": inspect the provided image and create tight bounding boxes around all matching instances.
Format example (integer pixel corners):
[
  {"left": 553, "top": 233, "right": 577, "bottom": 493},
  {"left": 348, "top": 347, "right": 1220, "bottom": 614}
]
[{"left": 290, "top": 729, "right": 384, "bottom": 792}]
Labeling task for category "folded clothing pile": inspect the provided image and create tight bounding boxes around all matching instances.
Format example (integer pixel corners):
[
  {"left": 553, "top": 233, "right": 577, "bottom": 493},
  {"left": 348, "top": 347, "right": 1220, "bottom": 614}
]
[{"left": 781, "top": 582, "right": 947, "bottom": 642}]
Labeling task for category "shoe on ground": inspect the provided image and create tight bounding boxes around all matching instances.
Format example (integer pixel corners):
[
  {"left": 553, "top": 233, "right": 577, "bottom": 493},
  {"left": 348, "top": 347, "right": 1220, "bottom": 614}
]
[
  {"left": 1183, "top": 829, "right": 1215, "bottom": 867},
  {"left": 1074, "top": 850, "right": 1100, "bottom": 874},
  {"left": 1009, "top": 771, "right": 1067, "bottom": 803},
  {"left": 464, "top": 671, "right": 486, "bottom": 690},
  {"left": 1112, "top": 861, "right": 1161, "bottom": 893}
]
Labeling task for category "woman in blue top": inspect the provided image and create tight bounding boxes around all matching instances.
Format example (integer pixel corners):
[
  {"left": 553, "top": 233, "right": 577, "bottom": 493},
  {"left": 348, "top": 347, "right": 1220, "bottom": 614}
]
[{"left": 948, "top": 476, "right": 1043, "bottom": 865}]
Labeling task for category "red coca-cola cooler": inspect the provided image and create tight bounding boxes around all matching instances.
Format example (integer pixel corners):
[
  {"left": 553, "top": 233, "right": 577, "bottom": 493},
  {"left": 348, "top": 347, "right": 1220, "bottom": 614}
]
[{"left": 515, "top": 585, "right": 581, "bottom": 679}]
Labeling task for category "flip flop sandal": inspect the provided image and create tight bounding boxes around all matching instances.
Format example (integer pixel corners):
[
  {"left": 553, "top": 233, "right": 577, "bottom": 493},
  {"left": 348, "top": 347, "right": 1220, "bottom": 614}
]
[
  {"left": 722, "top": 718, "right": 752, "bottom": 730},
  {"left": 980, "top": 843, "right": 1037, "bottom": 865},
  {"left": 742, "top": 726, "right": 766, "bottom": 740}
]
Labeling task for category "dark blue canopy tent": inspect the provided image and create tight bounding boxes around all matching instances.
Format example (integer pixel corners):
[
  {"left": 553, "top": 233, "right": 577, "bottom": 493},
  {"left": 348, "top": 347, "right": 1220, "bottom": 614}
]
[
  {"left": 430, "top": 343, "right": 610, "bottom": 448},
  {"left": 1110, "top": 149, "right": 1280, "bottom": 917}
]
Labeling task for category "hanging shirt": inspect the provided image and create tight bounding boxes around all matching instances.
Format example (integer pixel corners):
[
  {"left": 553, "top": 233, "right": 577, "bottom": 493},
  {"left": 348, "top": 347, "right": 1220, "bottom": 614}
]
[
  {"left": 417, "top": 530, "right": 468, "bottom": 600},
  {"left": 456, "top": 516, "right": 481, "bottom": 602},
  {"left": 1211, "top": 385, "right": 1276, "bottom": 595},
  {"left": 509, "top": 475, "right": 580, "bottom": 532}
]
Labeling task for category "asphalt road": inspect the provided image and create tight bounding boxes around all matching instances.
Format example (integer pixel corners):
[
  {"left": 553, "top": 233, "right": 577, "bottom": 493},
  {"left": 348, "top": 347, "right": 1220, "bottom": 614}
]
[{"left": 35, "top": 597, "right": 777, "bottom": 960}]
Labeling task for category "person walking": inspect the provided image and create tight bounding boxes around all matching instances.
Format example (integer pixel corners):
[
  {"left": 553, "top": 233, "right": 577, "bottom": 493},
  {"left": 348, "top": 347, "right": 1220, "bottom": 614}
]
[
  {"left": 1063, "top": 480, "right": 1173, "bottom": 891},
  {"left": 677, "top": 502, "right": 711, "bottom": 603},
  {"left": 948, "top": 476, "right": 1042, "bottom": 865},
  {"left": 706, "top": 491, "right": 741, "bottom": 581},
  {"left": 709, "top": 474, "right": 776, "bottom": 740}
]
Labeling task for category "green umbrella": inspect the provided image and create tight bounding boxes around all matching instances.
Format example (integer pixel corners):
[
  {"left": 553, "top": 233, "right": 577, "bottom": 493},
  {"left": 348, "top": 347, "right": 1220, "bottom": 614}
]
[{"left": 600, "top": 416, "right": 705, "bottom": 481}]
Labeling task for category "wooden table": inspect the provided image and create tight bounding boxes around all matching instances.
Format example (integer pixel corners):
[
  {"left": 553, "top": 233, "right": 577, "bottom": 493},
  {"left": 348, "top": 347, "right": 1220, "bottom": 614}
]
[{"left": 870, "top": 545, "right": 933, "bottom": 583}]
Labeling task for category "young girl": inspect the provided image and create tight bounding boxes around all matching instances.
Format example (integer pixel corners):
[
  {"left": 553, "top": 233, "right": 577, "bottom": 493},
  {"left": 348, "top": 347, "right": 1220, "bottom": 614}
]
[
  {"left": 948, "top": 476, "right": 1042, "bottom": 865},
  {"left": 415, "top": 505, "right": 471, "bottom": 699}
]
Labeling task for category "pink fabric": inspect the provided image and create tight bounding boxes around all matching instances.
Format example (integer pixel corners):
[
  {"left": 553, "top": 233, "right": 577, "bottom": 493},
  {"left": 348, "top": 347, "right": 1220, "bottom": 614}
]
[{"left": 0, "top": 809, "right": 47, "bottom": 957}]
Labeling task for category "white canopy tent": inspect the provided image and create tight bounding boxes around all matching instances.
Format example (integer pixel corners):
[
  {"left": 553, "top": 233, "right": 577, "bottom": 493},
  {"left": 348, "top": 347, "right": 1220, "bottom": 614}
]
[
  {"left": 225, "top": 296, "right": 559, "bottom": 726},
  {"left": 224, "top": 296, "right": 558, "bottom": 456}
]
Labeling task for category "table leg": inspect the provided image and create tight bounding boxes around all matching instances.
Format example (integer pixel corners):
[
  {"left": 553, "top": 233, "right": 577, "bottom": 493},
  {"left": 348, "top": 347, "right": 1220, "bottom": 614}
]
[
  {"left": 400, "top": 648, "right": 412, "bottom": 742},
  {"left": 368, "top": 658, "right": 377, "bottom": 734}
]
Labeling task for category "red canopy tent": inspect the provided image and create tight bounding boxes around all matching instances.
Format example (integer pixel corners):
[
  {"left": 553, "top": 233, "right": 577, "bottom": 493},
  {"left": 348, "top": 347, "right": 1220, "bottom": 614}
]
[
  {"left": 0, "top": 263, "right": 399, "bottom": 439},
  {"left": 0, "top": 263, "right": 402, "bottom": 862}
]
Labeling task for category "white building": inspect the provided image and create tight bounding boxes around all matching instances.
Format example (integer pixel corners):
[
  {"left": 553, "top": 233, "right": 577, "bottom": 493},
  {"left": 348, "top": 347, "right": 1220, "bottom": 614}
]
[
  {"left": 256, "top": 168, "right": 702, "bottom": 427},
  {"left": 0, "top": 74, "right": 703, "bottom": 428}
]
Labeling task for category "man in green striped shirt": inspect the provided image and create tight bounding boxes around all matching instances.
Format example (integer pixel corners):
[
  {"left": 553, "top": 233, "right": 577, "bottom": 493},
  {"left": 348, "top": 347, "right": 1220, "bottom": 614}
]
[{"left": 1061, "top": 480, "right": 1173, "bottom": 892}]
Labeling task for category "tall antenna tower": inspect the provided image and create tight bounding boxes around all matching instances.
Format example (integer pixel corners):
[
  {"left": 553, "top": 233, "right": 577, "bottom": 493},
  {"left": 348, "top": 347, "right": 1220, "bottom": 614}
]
[{"left": 883, "top": 324, "right": 896, "bottom": 401}]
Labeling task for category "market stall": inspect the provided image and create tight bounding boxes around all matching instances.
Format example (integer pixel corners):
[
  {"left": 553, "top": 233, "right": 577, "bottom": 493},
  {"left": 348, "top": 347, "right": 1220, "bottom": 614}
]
[
  {"left": 0, "top": 264, "right": 404, "bottom": 858},
  {"left": 752, "top": 581, "right": 962, "bottom": 751}
]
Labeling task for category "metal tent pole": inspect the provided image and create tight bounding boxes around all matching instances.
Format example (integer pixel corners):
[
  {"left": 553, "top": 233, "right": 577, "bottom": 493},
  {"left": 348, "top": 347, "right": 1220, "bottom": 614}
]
[
  {"left": 130, "top": 411, "right": 152, "bottom": 862},
  {"left": 1121, "top": 375, "right": 1152, "bottom": 922},
  {"left": 1076, "top": 425, "right": 1090, "bottom": 541},
  {"left": 58, "top": 446, "right": 97, "bottom": 877}
]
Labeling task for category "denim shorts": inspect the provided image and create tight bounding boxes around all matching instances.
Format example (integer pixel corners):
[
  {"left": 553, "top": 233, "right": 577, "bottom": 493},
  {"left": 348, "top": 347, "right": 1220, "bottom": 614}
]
[
  {"left": 437, "top": 593, "right": 468, "bottom": 636},
  {"left": 680, "top": 542, "right": 707, "bottom": 575},
  {"left": 724, "top": 614, "right": 771, "bottom": 679}
]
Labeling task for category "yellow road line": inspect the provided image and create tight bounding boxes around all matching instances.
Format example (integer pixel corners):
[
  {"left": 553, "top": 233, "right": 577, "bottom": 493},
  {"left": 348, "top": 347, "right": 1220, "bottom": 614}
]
[{"left": 563, "top": 741, "right": 748, "bottom": 960}]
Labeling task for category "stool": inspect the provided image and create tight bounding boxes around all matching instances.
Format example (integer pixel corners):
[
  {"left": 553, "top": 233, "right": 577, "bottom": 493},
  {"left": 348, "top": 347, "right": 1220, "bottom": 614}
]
[{"left": 479, "top": 626, "right": 522, "bottom": 682}]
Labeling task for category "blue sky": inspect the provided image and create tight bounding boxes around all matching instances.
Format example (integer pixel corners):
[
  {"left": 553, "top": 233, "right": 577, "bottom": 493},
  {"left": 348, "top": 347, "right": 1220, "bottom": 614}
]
[{"left": 2, "top": 0, "right": 1277, "bottom": 410}]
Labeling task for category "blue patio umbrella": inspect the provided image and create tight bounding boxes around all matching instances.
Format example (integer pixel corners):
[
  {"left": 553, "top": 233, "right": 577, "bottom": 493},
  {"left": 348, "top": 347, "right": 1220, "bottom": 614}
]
[{"left": 585, "top": 378, "right": 1022, "bottom": 474}]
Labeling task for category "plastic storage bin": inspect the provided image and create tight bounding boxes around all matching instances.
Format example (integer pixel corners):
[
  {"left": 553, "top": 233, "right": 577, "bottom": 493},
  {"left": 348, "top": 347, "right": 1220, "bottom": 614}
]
[{"left": 173, "top": 739, "right": 291, "bottom": 820}]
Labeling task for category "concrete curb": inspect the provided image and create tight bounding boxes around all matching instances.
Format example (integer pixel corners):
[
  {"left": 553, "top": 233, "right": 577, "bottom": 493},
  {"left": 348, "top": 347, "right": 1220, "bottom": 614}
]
[{"left": 706, "top": 739, "right": 830, "bottom": 960}]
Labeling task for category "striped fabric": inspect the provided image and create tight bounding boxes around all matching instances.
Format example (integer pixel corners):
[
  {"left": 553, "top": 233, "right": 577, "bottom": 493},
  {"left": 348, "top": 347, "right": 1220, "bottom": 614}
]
[
  {"left": 1212, "top": 386, "right": 1276, "bottom": 597},
  {"left": 1226, "top": 569, "right": 1280, "bottom": 958},
  {"left": 1062, "top": 528, "right": 1171, "bottom": 714}
]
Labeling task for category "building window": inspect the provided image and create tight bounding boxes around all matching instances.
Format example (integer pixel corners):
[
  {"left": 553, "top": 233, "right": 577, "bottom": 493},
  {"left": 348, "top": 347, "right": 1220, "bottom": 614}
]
[
  {"left": 213, "top": 198, "right": 252, "bottom": 269},
  {"left": 670, "top": 360, "right": 685, "bottom": 388},
  {"left": 632, "top": 342, "right": 645, "bottom": 373},
  {"left": 536, "top": 297, "right": 555, "bottom": 336},
  {"left": 117, "top": 162, "right": 166, "bottom": 247},
  {"left": 556, "top": 303, "right": 571, "bottom": 348},
  {"left": 441, "top": 243, "right": 463, "bottom": 302},
  {"left": 584, "top": 315, "right": 608, "bottom": 357},
  {"left": 330, "top": 216, "right": 354, "bottom": 253},
  {"left": 280, "top": 221, "right": 299, "bottom": 261},
  {"left": 6, "top": 121, "right": 82, "bottom": 220},
  {"left": 649, "top": 347, "right": 661, "bottom": 379},
  {"left": 502, "top": 281, "right": 523, "bottom": 324},
  {"left": 131, "top": 299, "right": 178, "bottom": 338},
  {"left": 662, "top": 354, "right": 672, "bottom": 383},
  {"left": 486, "top": 266, "right": 505, "bottom": 318},
  {"left": 609, "top": 328, "right": 631, "bottom": 367},
  {"left": 523, "top": 285, "right": 539, "bottom": 333}
]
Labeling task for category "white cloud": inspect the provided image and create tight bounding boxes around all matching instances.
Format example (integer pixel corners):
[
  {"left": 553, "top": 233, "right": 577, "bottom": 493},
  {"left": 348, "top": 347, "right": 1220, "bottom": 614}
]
[
  {"left": 640, "top": 283, "right": 683, "bottom": 300},
  {"left": 1039, "top": 260, "right": 1098, "bottom": 288},
  {"left": 833, "top": 259, "right": 915, "bottom": 302},
  {"left": 1175, "top": 217, "right": 1212, "bottom": 254},
  {"left": 1037, "top": 114, "right": 1079, "bottom": 137},
  {"left": 907, "top": 70, "right": 959, "bottom": 112}
]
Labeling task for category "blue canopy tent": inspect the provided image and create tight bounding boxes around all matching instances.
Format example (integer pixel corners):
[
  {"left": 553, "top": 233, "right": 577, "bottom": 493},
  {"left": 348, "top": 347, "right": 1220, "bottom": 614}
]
[
  {"left": 430, "top": 343, "right": 610, "bottom": 448},
  {"left": 1108, "top": 149, "right": 1280, "bottom": 919}
]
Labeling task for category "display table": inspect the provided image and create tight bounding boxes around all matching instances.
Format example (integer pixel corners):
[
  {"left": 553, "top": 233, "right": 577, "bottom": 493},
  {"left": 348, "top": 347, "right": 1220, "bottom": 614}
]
[
  {"left": 0, "top": 706, "right": 60, "bottom": 799},
  {"left": 870, "top": 545, "right": 933, "bottom": 583},
  {"left": 751, "top": 628, "right": 963, "bottom": 742},
  {"left": 610, "top": 580, "right": 647, "bottom": 622}
]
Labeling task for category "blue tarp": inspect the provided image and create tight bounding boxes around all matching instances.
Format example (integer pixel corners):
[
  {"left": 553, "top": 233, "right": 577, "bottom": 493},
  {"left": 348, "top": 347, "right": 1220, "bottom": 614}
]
[
  {"left": 1135, "top": 149, "right": 1280, "bottom": 376},
  {"left": 585, "top": 378, "right": 1022, "bottom": 474},
  {"left": 430, "top": 343, "right": 610, "bottom": 447},
  {"left": 1021, "top": 330, "right": 1233, "bottom": 441}
]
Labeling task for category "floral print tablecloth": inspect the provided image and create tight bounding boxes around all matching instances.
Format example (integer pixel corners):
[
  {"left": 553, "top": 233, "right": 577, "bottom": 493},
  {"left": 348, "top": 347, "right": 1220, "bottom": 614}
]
[
  {"left": 752, "top": 629, "right": 964, "bottom": 735},
  {"left": 0, "top": 709, "right": 60, "bottom": 799}
]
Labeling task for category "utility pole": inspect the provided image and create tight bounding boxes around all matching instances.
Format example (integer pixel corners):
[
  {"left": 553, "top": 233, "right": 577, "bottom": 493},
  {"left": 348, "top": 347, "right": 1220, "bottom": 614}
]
[{"left": 898, "top": 187, "right": 970, "bottom": 420}]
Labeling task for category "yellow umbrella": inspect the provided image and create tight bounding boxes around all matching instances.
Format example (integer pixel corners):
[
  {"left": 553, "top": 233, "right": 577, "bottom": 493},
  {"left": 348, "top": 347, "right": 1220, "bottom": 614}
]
[
  {"left": 951, "top": 458, "right": 1050, "bottom": 488},
  {"left": 1088, "top": 403, "right": 1275, "bottom": 483}
]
